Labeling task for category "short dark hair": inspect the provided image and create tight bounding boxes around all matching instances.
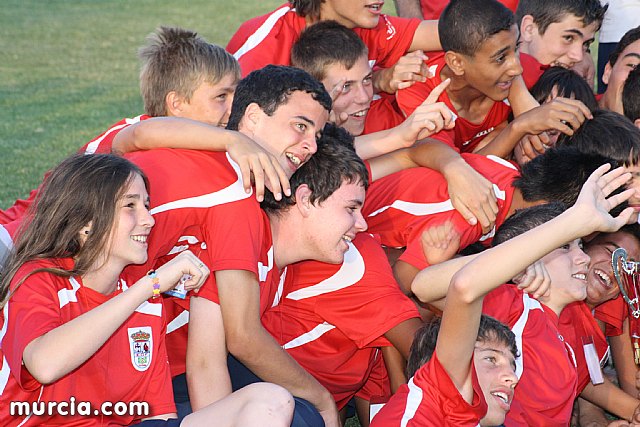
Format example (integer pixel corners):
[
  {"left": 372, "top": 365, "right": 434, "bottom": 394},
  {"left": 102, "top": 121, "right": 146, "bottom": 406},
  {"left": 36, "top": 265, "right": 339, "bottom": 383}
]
[
  {"left": 493, "top": 202, "right": 566, "bottom": 246},
  {"left": 516, "top": 0, "right": 607, "bottom": 35},
  {"left": 227, "top": 65, "right": 332, "bottom": 131},
  {"left": 514, "top": 146, "right": 620, "bottom": 206},
  {"left": 530, "top": 66, "right": 597, "bottom": 111},
  {"left": 557, "top": 109, "right": 640, "bottom": 166},
  {"left": 290, "top": 0, "right": 322, "bottom": 19},
  {"left": 261, "top": 123, "right": 369, "bottom": 214},
  {"left": 291, "top": 20, "right": 368, "bottom": 82},
  {"left": 439, "top": 0, "right": 515, "bottom": 57},
  {"left": 406, "top": 315, "right": 518, "bottom": 378},
  {"left": 623, "top": 66, "right": 640, "bottom": 123},
  {"left": 608, "top": 26, "right": 640, "bottom": 67}
]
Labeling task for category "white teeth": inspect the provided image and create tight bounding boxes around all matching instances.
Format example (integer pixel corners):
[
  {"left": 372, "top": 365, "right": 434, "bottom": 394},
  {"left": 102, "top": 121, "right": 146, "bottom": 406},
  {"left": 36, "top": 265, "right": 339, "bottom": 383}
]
[
  {"left": 595, "top": 270, "right": 612, "bottom": 287},
  {"left": 131, "top": 235, "right": 147, "bottom": 243},
  {"left": 572, "top": 273, "right": 586, "bottom": 281},
  {"left": 286, "top": 152, "right": 301, "bottom": 166},
  {"left": 351, "top": 110, "right": 367, "bottom": 118},
  {"left": 342, "top": 235, "right": 352, "bottom": 242},
  {"left": 491, "top": 392, "right": 508, "bottom": 403}
]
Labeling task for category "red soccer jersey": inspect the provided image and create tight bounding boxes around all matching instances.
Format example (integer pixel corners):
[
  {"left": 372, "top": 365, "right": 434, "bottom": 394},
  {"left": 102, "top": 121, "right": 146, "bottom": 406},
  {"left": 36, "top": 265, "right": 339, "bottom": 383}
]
[
  {"left": 0, "top": 258, "right": 175, "bottom": 426},
  {"left": 0, "top": 115, "right": 151, "bottom": 231},
  {"left": 558, "top": 301, "right": 609, "bottom": 393},
  {"left": 370, "top": 351, "right": 487, "bottom": 426},
  {"left": 227, "top": 4, "right": 421, "bottom": 77},
  {"left": 363, "top": 153, "right": 519, "bottom": 270},
  {"left": 362, "top": 96, "right": 405, "bottom": 135},
  {"left": 262, "top": 234, "right": 420, "bottom": 409},
  {"left": 483, "top": 285, "right": 578, "bottom": 427},
  {"left": 395, "top": 52, "right": 512, "bottom": 152},
  {"left": 123, "top": 148, "right": 270, "bottom": 377},
  {"left": 519, "top": 52, "right": 549, "bottom": 90},
  {"left": 595, "top": 295, "right": 627, "bottom": 336},
  {"left": 418, "top": 0, "right": 518, "bottom": 20}
]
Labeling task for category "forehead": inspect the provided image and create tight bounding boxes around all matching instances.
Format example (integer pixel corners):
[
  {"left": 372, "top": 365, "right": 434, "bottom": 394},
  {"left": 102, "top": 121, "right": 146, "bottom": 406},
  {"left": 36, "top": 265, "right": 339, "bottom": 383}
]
[
  {"left": 591, "top": 232, "right": 640, "bottom": 256},
  {"left": 545, "top": 13, "right": 598, "bottom": 38},
  {"left": 322, "top": 55, "right": 372, "bottom": 84},
  {"left": 197, "top": 73, "right": 238, "bottom": 93},
  {"left": 273, "top": 90, "right": 329, "bottom": 117},
  {"left": 616, "top": 40, "right": 640, "bottom": 65},
  {"left": 323, "top": 180, "right": 366, "bottom": 203},
  {"left": 475, "top": 339, "right": 516, "bottom": 363},
  {"left": 473, "top": 25, "right": 519, "bottom": 58}
]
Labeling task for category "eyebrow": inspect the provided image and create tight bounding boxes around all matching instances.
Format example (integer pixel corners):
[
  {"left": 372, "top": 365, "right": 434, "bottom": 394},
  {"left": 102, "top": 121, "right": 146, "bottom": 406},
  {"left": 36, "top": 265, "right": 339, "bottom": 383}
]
[
  {"left": 490, "top": 46, "right": 510, "bottom": 59},
  {"left": 294, "top": 115, "right": 316, "bottom": 128},
  {"left": 564, "top": 28, "right": 585, "bottom": 38},
  {"left": 623, "top": 53, "right": 640, "bottom": 61},
  {"left": 349, "top": 198, "right": 364, "bottom": 207}
]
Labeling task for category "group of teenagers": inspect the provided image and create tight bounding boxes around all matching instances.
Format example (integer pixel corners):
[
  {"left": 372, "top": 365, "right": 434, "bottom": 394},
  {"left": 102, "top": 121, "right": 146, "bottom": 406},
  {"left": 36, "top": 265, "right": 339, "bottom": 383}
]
[{"left": 2, "top": 0, "right": 640, "bottom": 426}]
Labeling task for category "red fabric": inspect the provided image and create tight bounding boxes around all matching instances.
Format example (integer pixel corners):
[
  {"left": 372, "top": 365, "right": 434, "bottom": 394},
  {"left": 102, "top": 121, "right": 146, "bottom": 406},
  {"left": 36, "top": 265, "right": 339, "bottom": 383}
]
[
  {"left": 124, "top": 148, "right": 269, "bottom": 377},
  {"left": 363, "top": 96, "right": 405, "bottom": 135},
  {"left": 483, "top": 285, "right": 578, "bottom": 427},
  {"left": 363, "top": 153, "right": 519, "bottom": 269},
  {"left": 371, "top": 352, "right": 487, "bottom": 426},
  {"left": 519, "top": 52, "right": 549, "bottom": 90},
  {"left": 227, "top": 4, "right": 421, "bottom": 77},
  {"left": 418, "top": 0, "right": 518, "bottom": 20},
  {"left": 396, "top": 52, "right": 512, "bottom": 152},
  {"left": 0, "top": 258, "right": 175, "bottom": 426},
  {"left": 558, "top": 301, "right": 610, "bottom": 393},
  {"left": 262, "top": 234, "right": 419, "bottom": 409}
]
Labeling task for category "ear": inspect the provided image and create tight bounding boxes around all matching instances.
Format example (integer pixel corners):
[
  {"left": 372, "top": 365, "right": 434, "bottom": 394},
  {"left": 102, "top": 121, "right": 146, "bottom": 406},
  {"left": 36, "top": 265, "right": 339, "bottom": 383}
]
[
  {"left": 79, "top": 221, "right": 93, "bottom": 244},
  {"left": 444, "top": 51, "right": 465, "bottom": 76},
  {"left": 165, "top": 91, "right": 185, "bottom": 117},
  {"left": 634, "top": 118, "right": 640, "bottom": 130},
  {"left": 294, "top": 184, "right": 313, "bottom": 218},
  {"left": 602, "top": 62, "right": 612, "bottom": 85},
  {"left": 520, "top": 15, "right": 537, "bottom": 44},
  {"left": 242, "top": 102, "right": 264, "bottom": 134}
]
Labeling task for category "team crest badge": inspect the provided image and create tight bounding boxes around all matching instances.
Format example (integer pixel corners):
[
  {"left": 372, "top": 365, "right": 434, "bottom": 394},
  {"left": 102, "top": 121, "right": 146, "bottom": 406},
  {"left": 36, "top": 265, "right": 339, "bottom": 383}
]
[{"left": 128, "top": 327, "right": 153, "bottom": 371}]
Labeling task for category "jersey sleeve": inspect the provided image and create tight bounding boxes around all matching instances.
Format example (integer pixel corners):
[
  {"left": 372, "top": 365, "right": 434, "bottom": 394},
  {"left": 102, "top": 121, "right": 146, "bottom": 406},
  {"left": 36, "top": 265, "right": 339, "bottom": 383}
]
[
  {"left": 314, "top": 239, "right": 420, "bottom": 348},
  {"left": 357, "top": 15, "right": 421, "bottom": 69},
  {"left": 3, "top": 268, "right": 65, "bottom": 391},
  {"left": 594, "top": 295, "right": 626, "bottom": 337}
]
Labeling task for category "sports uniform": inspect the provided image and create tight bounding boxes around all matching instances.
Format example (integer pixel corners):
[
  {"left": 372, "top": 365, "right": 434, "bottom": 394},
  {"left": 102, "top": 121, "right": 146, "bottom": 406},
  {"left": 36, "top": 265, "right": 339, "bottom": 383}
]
[
  {"left": 123, "top": 148, "right": 270, "bottom": 377},
  {"left": 227, "top": 4, "right": 420, "bottom": 77},
  {"left": 370, "top": 351, "right": 487, "bottom": 426},
  {"left": 362, "top": 96, "right": 405, "bottom": 135},
  {"left": 519, "top": 52, "right": 549, "bottom": 90},
  {"left": 482, "top": 284, "right": 578, "bottom": 427},
  {"left": 558, "top": 301, "right": 610, "bottom": 393},
  {"left": 395, "top": 52, "right": 512, "bottom": 153},
  {"left": 363, "top": 153, "right": 519, "bottom": 270},
  {"left": 262, "top": 233, "right": 420, "bottom": 409},
  {"left": 417, "top": 0, "right": 518, "bottom": 20},
  {"left": 0, "top": 258, "right": 175, "bottom": 426}
]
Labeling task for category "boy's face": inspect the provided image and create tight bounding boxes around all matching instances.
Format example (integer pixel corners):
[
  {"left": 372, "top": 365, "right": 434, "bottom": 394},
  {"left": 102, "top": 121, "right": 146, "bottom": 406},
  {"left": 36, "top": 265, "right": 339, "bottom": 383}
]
[
  {"left": 474, "top": 339, "right": 518, "bottom": 427},
  {"left": 248, "top": 90, "right": 329, "bottom": 178},
  {"left": 305, "top": 180, "right": 367, "bottom": 264},
  {"left": 322, "top": 55, "right": 374, "bottom": 136},
  {"left": 602, "top": 39, "right": 640, "bottom": 111},
  {"left": 460, "top": 25, "right": 523, "bottom": 102},
  {"left": 521, "top": 14, "right": 598, "bottom": 68},
  {"left": 180, "top": 74, "right": 238, "bottom": 127},
  {"left": 584, "top": 231, "right": 640, "bottom": 307},
  {"left": 321, "top": 0, "right": 383, "bottom": 29},
  {"left": 623, "top": 162, "right": 640, "bottom": 211},
  {"left": 541, "top": 239, "right": 591, "bottom": 305}
]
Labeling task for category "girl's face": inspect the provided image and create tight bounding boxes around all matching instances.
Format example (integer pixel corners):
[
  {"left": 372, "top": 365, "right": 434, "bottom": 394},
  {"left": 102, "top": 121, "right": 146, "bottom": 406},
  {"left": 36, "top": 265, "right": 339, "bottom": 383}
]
[{"left": 104, "top": 174, "right": 154, "bottom": 270}]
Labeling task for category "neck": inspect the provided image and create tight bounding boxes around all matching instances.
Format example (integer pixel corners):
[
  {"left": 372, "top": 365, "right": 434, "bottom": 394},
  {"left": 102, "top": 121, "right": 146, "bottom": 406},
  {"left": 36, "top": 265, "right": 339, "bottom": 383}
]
[
  {"left": 505, "top": 188, "right": 544, "bottom": 219},
  {"left": 440, "top": 66, "right": 487, "bottom": 110},
  {"left": 81, "top": 261, "right": 123, "bottom": 295},
  {"left": 539, "top": 295, "right": 567, "bottom": 317},
  {"left": 269, "top": 212, "right": 307, "bottom": 270}
]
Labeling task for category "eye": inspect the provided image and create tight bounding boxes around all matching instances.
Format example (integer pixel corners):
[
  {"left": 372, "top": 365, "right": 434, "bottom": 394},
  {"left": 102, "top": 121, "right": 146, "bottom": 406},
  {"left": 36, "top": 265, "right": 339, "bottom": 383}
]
[
  {"left": 342, "top": 82, "right": 352, "bottom": 93},
  {"left": 563, "top": 35, "right": 575, "bottom": 43},
  {"left": 560, "top": 243, "right": 571, "bottom": 251},
  {"left": 495, "top": 54, "right": 507, "bottom": 64},
  {"left": 295, "top": 122, "right": 308, "bottom": 132},
  {"left": 485, "top": 356, "right": 497, "bottom": 364},
  {"left": 216, "top": 93, "right": 227, "bottom": 101},
  {"left": 363, "top": 76, "right": 373, "bottom": 86}
]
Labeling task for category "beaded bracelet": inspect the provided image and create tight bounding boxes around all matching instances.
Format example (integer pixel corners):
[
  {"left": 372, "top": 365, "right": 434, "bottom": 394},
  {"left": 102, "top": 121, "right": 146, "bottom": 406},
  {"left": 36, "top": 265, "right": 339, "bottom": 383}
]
[{"left": 148, "top": 270, "right": 160, "bottom": 299}]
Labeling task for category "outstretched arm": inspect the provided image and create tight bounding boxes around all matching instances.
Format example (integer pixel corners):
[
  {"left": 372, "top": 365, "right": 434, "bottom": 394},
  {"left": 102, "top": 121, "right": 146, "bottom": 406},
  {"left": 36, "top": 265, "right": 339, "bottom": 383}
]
[
  {"left": 112, "top": 117, "right": 291, "bottom": 202},
  {"left": 436, "top": 165, "right": 634, "bottom": 395}
]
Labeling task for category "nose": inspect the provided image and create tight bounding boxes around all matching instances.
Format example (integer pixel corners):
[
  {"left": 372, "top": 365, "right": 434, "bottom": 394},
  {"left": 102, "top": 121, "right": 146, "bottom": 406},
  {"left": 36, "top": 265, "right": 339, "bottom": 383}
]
[
  {"left": 502, "top": 366, "right": 519, "bottom": 389},
  {"left": 355, "top": 83, "right": 372, "bottom": 104},
  {"left": 142, "top": 208, "right": 155, "bottom": 229},
  {"left": 567, "top": 43, "right": 584, "bottom": 64},
  {"left": 573, "top": 246, "right": 591, "bottom": 267},
  {"left": 508, "top": 56, "right": 523, "bottom": 77},
  {"left": 223, "top": 93, "right": 234, "bottom": 123},
  {"left": 301, "top": 132, "right": 318, "bottom": 155},
  {"left": 355, "top": 211, "right": 368, "bottom": 233}
]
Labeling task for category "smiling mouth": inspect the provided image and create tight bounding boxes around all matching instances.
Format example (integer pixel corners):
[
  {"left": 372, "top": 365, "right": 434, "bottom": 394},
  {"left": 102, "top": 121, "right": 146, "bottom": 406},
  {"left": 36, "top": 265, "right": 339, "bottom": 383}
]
[
  {"left": 286, "top": 152, "right": 302, "bottom": 167},
  {"left": 572, "top": 273, "right": 587, "bottom": 281},
  {"left": 365, "top": 3, "right": 383, "bottom": 13},
  {"left": 349, "top": 109, "right": 369, "bottom": 119},
  {"left": 594, "top": 269, "right": 613, "bottom": 288},
  {"left": 131, "top": 235, "right": 148, "bottom": 243},
  {"left": 491, "top": 391, "right": 511, "bottom": 409}
]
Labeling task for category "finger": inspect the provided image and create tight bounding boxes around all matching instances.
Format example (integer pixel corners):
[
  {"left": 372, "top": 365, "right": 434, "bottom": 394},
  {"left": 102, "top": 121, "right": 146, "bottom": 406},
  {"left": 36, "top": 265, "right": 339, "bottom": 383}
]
[
  {"left": 238, "top": 159, "right": 254, "bottom": 195},
  {"left": 521, "top": 139, "right": 538, "bottom": 159},
  {"left": 396, "top": 80, "right": 416, "bottom": 91},
  {"left": 606, "top": 188, "right": 635, "bottom": 212},
  {"left": 601, "top": 171, "right": 632, "bottom": 197},
  {"left": 527, "top": 135, "right": 547, "bottom": 153},
  {"left": 251, "top": 158, "right": 266, "bottom": 202},
  {"left": 424, "top": 78, "right": 451, "bottom": 105},
  {"left": 260, "top": 155, "right": 287, "bottom": 201},
  {"left": 556, "top": 97, "right": 593, "bottom": 119},
  {"left": 329, "top": 78, "right": 347, "bottom": 102},
  {"left": 453, "top": 199, "right": 478, "bottom": 226}
]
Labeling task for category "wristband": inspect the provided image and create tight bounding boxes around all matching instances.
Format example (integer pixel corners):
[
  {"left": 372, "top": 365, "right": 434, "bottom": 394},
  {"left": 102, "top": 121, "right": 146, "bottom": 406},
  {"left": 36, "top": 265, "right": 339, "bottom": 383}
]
[{"left": 148, "top": 270, "right": 160, "bottom": 299}]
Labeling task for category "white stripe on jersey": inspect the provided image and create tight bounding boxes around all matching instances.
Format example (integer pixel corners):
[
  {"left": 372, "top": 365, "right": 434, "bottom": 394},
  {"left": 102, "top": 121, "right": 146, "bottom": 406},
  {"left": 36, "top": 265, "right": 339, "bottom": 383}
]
[
  {"left": 150, "top": 153, "right": 250, "bottom": 215},
  {"left": 258, "top": 246, "right": 274, "bottom": 282},
  {"left": 0, "top": 224, "right": 12, "bottom": 249},
  {"left": 167, "top": 310, "right": 190, "bottom": 334},
  {"left": 282, "top": 322, "right": 335, "bottom": 350},
  {"left": 233, "top": 6, "right": 292, "bottom": 60},
  {"left": 135, "top": 300, "right": 163, "bottom": 317},
  {"left": 168, "top": 235, "right": 201, "bottom": 256},
  {"left": 58, "top": 277, "right": 81, "bottom": 309},
  {"left": 285, "top": 242, "right": 365, "bottom": 301},
  {"left": 511, "top": 293, "right": 543, "bottom": 379},
  {"left": 400, "top": 377, "right": 422, "bottom": 427},
  {"left": 271, "top": 267, "right": 287, "bottom": 308},
  {"left": 0, "top": 303, "right": 9, "bottom": 393},
  {"left": 83, "top": 115, "right": 144, "bottom": 155}
]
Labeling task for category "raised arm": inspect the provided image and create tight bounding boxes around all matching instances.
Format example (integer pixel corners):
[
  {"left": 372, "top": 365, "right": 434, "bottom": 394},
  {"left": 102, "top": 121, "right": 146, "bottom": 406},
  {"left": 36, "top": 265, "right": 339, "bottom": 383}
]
[{"left": 393, "top": 0, "right": 423, "bottom": 19}]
